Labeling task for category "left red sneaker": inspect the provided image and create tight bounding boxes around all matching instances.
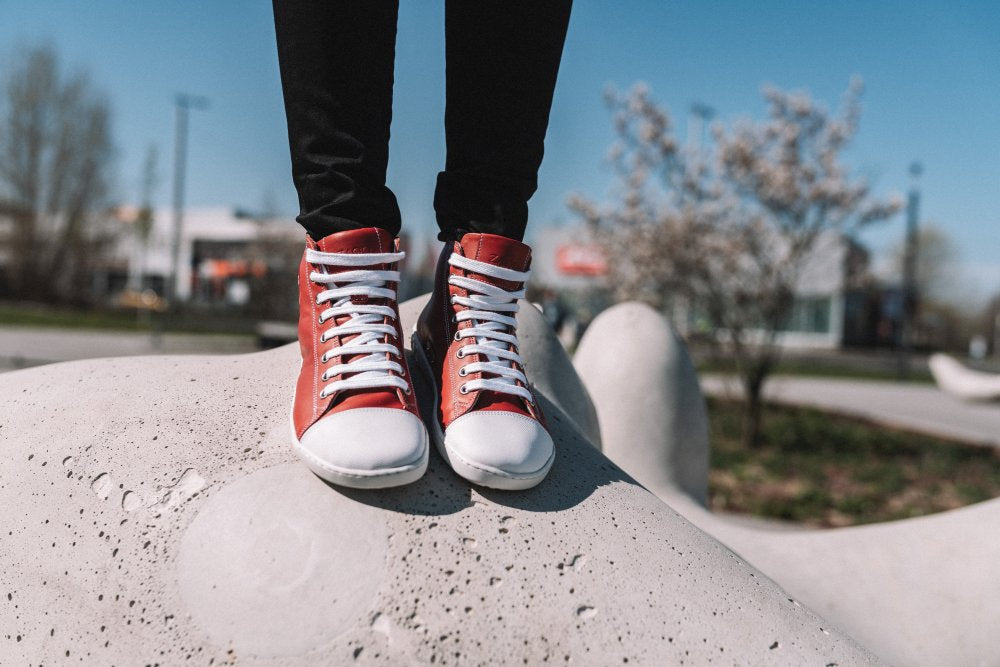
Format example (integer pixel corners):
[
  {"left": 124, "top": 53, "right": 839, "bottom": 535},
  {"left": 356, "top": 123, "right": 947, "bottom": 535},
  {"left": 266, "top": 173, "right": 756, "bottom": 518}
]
[
  {"left": 291, "top": 228, "right": 428, "bottom": 489},
  {"left": 412, "top": 232, "right": 554, "bottom": 490}
]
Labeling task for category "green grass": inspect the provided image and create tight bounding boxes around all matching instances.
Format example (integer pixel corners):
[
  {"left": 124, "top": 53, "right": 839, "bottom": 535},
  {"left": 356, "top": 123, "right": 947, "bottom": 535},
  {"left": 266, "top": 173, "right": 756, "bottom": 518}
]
[
  {"left": 0, "top": 301, "right": 259, "bottom": 336},
  {"left": 708, "top": 398, "right": 1000, "bottom": 526},
  {"left": 697, "top": 357, "right": 934, "bottom": 384},
  {"left": 0, "top": 302, "right": 151, "bottom": 330}
]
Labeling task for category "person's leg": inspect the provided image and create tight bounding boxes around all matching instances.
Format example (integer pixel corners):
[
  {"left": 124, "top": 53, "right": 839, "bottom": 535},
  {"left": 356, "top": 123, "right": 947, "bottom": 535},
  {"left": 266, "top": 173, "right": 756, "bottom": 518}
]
[
  {"left": 415, "top": 2, "right": 572, "bottom": 490},
  {"left": 273, "top": 0, "right": 401, "bottom": 239},
  {"left": 434, "top": 0, "right": 572, "bottom": 242},
  {"left": 275, "top": 2, "right": 428, "bottom": 489}
]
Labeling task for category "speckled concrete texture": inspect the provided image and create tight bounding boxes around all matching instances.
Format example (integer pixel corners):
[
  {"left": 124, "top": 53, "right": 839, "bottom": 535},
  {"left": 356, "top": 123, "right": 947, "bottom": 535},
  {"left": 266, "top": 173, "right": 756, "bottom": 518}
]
[
  {"left": 580, "top": 302, "right": 1000, "bottom": 667},
  {"left": 0, "top": 297, "right": 877, "bottom": 665}
]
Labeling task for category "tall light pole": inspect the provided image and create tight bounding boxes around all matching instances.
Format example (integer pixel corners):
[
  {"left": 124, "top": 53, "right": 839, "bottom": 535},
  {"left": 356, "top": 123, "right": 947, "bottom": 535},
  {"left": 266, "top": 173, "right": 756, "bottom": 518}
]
[
  {"left": 898, "top": 161, "right": 922, "bottom": 379},
  {"left": 167, "top": 93, "right": 209, "bottom": 306}
]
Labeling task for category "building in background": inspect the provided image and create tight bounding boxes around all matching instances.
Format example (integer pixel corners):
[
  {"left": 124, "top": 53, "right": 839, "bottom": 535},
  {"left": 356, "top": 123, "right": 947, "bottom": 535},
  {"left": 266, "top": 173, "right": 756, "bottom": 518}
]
[
  {"left": 108, "top": 206, "right": 302, "bottom": 306},
  {"left": 531, "top": 225, "right": 875, "bottom": 350}
]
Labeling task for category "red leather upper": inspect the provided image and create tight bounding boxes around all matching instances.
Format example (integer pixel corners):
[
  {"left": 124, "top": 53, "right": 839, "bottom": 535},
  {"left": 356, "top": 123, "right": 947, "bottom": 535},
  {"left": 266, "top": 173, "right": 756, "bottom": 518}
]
[
  {"left": 416, "top": 232, "right": 544, "bottom": 430},
  {"left": 293, "top": 228, "right": 418, "bottom": 440}
]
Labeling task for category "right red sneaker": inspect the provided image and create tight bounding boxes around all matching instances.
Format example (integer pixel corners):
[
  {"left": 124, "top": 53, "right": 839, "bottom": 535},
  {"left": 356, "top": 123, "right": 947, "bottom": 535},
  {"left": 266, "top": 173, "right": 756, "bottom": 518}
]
[
  {"left": 290, "top": 228, "right": 428, "bottom": 489},
  {"left": 412, "top": 232, "right": 554, "bottom": 490}
]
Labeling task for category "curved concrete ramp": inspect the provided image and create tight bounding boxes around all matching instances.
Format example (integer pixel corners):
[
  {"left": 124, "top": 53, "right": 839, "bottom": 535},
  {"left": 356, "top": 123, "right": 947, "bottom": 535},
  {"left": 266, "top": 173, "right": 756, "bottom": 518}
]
[
  {"left": 578, "top": 302, "right": 1000, "bottom": 667},
  {"left": 574, "top": 302, "right": 709, "bottom": 505},
  {"left": 929, "top": 352, "right": 1000, "bottom": 401},
  {"left": 0, "top": 299, "right": 876, "bottom": 665}
]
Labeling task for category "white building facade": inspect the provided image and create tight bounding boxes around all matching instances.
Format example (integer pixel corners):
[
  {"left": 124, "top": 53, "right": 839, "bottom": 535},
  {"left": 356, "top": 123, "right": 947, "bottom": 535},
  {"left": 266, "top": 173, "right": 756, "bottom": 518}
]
[{"left": 111, "top": 206, "right": 302, "bottom": 302}]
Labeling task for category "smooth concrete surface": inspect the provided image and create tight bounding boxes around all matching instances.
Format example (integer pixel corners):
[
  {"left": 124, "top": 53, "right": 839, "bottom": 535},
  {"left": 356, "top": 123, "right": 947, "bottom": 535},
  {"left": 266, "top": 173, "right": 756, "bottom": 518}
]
[
  {"left": 701, "top": 372, "right": 1000, "bottom": 448},
  {"left": 929, "top": 352, "right": 1000, "bottom": 402},
  {"left": 0, "top": 297, "right": 876, "bottom": 665},
  {"left": 580, "top": 303, "right": 1000, "bottom": 667},
  {"left": 668, "top": 491, "right": 1000, "bottom": 667},
  {"left": 574, "top": 303, "right": 709, "bottom": 506}
]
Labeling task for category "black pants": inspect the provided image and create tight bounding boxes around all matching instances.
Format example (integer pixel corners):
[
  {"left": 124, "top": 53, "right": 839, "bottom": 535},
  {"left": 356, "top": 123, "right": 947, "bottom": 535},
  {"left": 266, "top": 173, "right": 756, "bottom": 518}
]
[{"left": 272, "top": 1, "right": 572, "bottom": 242}]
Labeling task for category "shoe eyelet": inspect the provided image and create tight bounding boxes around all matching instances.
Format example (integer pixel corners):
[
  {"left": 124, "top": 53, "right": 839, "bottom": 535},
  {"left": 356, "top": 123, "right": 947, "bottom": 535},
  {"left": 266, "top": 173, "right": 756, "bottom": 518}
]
[
  {"left": 450, "top": 314, "right": 457, "bottom": 324},
  {"left": 459, "top": 384, "right": 469, "bottom": 394},
  {"left": 458, "top": 367, "right": 467, "bottom": 377},
  {"left": 453, "top": 331, "right": 462, "bottom": 342},
  {"left": 403, "top": 387, "right": 411, "bottom": 395},
  {"left": 456, "top": 348, "right": 465, "bottom": 359}
]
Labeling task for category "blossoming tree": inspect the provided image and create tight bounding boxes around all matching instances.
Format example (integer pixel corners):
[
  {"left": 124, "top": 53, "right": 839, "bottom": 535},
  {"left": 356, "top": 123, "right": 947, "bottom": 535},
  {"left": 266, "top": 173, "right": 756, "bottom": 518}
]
[{"left": 571, "top": 79, "right": 900, "bottom": 447}]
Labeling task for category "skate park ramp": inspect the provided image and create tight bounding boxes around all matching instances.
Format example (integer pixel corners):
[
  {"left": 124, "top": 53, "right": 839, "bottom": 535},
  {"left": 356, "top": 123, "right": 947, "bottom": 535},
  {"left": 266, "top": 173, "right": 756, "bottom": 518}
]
[{"left": 0, "top": 295, "right": 878, "bottom": 665}]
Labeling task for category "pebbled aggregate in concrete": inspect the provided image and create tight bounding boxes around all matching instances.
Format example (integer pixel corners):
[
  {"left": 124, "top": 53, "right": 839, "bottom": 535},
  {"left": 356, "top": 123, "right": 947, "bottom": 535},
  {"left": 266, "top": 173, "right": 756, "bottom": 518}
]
[{"left": 0, "top": 297, "right": 878, "bottom": 665}]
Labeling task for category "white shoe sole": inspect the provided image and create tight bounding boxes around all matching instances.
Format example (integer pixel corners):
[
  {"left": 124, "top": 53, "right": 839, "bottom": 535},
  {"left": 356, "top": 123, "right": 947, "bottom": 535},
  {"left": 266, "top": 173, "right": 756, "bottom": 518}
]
[
  {"left": 411, "top": 330, "right": 553, "bottom": 490},
  {"left": 288, "top": 397, "right": 428, "bottom": 490}
]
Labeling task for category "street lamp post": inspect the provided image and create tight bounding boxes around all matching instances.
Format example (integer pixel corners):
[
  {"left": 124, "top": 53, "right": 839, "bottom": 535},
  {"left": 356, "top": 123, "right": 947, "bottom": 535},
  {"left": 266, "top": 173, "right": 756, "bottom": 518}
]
[
  {"left": 898, "top": 161, "right": 922, "bottom": 379},
  {"left": 167, "top": 93, "right": 209, "bottom": 307}
]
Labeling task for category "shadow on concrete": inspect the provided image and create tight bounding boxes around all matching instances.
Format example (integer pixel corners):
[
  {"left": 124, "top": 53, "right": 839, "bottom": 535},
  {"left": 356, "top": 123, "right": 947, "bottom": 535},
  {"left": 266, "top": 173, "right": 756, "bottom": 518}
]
[
  {"left": 339, "top": 351, "right": 635, "bottom": 516},
  {"left": 477, "top": 393, "right": 635, "bottom": 513},
  {"left": 331, "top": 456, "right": 475, "bottom": 517}
]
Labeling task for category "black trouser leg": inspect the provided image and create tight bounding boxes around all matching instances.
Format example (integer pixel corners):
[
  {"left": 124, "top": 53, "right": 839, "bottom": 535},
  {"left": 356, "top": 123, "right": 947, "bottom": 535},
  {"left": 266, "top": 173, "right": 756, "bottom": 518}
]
[
  {"left": 434, "top": 0, "right": 573, "bottom": 242},
  {"left": 272, "top": 0, "right": 401, "bottom": 240}
]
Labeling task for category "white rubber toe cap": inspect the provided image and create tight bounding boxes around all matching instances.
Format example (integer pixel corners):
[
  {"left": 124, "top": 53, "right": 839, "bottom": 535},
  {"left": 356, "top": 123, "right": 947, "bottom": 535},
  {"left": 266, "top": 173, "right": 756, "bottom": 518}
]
[
  {"left": 295, "top": 408, "right": 428, "bottom": 488},
  {"left": 442, "top": 411, "right": 554, "bottom": 489}
]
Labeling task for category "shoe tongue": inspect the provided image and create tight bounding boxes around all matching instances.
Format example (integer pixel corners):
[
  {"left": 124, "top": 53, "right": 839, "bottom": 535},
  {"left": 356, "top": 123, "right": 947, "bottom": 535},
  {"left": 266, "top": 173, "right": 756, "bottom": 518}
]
[
  {"left": 313, "top": 231, "right": 403, "bottom": 410},
  {"left": 457, "top": 232, "right": 531, "bottom": 291},
  {"left": 310, "top": 227, "right": 396, "bottom": 320},
  {"left": 313, "top": 228, "right": 397, "bottom": 305},
  {"left": 315, "top": 227, "right": 394, "bottom": 257},
  {"left": 455, "top": 233, "right": 533, "bottom": 415}
]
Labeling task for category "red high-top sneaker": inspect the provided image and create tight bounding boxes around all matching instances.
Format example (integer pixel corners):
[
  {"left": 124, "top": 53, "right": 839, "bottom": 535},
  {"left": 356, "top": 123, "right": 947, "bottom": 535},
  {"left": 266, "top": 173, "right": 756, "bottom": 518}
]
[
  {"left": 291, "top": 227, "right": 428, "bottom": 489},
  {"left": 412, "top": 232, "right": 554, "bottom": 490}
]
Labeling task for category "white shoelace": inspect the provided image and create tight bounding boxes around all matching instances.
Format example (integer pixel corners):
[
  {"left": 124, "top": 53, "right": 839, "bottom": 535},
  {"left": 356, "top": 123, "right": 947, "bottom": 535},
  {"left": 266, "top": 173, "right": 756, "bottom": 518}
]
[
  {"left": 306, "top": 248, "right": 410, "bottom": 400},
  {"left": 448, "top": 253, "right": 534, "bottom": 404}
]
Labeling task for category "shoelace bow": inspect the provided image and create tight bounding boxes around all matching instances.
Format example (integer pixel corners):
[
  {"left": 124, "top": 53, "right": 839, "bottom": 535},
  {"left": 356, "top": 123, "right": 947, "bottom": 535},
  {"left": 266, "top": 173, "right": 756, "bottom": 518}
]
[
  {"left": 448, "top": 253, "right": 534, "bottom": 404},
  {"left": 306, "top": 247, "right": 410, "bottom": 399}
]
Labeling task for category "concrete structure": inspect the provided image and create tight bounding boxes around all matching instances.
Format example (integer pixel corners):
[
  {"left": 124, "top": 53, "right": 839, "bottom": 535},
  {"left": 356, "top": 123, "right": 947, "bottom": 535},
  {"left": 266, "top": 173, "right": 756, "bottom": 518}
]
[
  {"left": 577, "top": 302, "right": 1000, "bottom": 667},
  {"left": 929, "top": 352, "right": 1000, "bottom": 401},
  {"left": 573, "top": 302, "right": 708, "bottom": 505},
  {"left": 0, "top": 296, "right": 876, "bottom": 665},
  {"left": 701, "top": 372, "right": 1000, "bottom": 449}
]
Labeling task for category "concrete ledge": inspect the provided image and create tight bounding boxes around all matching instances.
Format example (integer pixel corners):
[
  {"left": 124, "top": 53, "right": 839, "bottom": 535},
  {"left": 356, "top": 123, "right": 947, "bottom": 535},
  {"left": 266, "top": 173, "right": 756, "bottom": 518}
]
[{"left": 0, "top": 296, "right": 876, "bottom": 664}]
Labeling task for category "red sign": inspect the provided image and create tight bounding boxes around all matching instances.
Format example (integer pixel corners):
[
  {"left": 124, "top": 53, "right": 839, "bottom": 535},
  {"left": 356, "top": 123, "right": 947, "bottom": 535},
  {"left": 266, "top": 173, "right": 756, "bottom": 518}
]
[{"left": 556, "top": 244, "right": 607, "bottom": 276}]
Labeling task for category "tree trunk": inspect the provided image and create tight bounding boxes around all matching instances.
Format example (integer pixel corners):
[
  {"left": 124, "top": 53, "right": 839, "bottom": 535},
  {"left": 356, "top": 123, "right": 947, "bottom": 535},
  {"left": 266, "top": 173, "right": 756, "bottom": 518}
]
[{"left": 741, "top": 368, "right": 767, "bottom": 449}]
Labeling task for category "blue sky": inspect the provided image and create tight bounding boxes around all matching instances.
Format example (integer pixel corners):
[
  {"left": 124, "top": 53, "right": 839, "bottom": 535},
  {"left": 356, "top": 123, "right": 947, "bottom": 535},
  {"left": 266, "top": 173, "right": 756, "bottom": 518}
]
[{"left": 2, "top": 1, "right": 998, "bottom": 300}]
